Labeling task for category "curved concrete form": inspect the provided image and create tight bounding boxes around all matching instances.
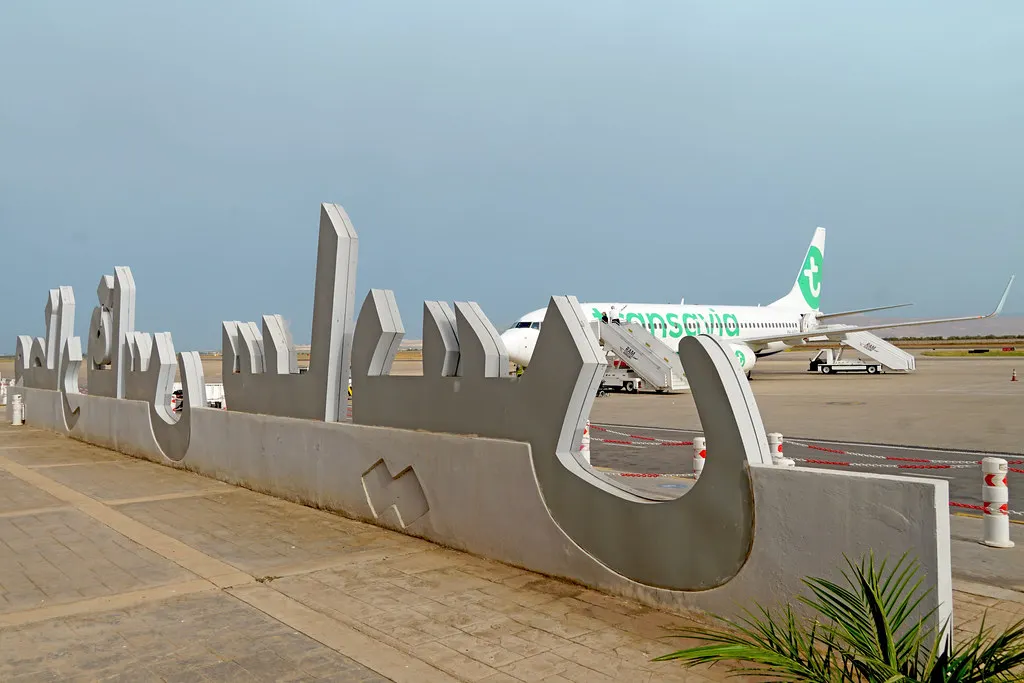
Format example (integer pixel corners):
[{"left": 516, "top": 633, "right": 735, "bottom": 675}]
[
  {"left": 123, "top": 332, "right": 205, "bottom": 462},
  {"left": 15, "top": 286, "right": 77, "bottom": 392},
  {"left": 352, "top": 289, "right": 771, "bottom": 590},
  {"left": 221, "top": 203, "right": 358, "bottom": 423},
  {"left": 60, "top": 335, "right": 83, "bottom": 431},
  {"left": 19, "top": 266, "right": 206, "bottom": 461},
  {"left": 87, "top": 268, "right": 135, "bottom": 400},
  {"left": 14, "top": 286, "right": 81, "bottom": 431}
]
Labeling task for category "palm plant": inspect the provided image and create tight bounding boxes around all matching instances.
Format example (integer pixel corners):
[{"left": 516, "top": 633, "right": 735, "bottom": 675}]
[{"left": 653, "top": 552, "right": 1024, "bottom": 682}]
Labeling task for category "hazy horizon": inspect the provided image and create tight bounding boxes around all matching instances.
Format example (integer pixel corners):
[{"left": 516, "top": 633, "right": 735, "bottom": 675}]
[{"left": 3, "top": 1, "right": 1022, "bottom": 354}]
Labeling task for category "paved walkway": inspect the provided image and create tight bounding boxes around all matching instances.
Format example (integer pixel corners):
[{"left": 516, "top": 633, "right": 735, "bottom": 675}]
[{"left": 1, "top": 424, "right": 1022, "bottom": 682}]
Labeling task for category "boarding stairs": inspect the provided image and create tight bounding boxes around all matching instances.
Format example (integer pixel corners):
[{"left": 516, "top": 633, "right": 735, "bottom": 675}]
[
  {"left": 592, "top": 320, "right": 689, "bottom": 392},
  {"left": 840, "top": 331, "right": 916, "bottom": 372}
]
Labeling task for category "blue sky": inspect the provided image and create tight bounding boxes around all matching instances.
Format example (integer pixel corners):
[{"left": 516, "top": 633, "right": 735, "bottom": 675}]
[{"left": 2, "top": 1, "right": 1021, "bottom": 352}]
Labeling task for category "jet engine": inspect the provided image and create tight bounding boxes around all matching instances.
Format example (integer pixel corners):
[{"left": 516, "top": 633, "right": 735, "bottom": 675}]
[{"left": 728, "top": 343, "right": 757, "bottom": 373}]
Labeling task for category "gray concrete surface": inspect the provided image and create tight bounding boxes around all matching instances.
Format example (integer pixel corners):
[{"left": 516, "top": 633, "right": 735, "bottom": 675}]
[
  {"left": 0, "top": 422, "right": 779, "bottom": 682},
  {"left": 0, "top": 418, "right": 1020, "bottom": 681},
  {"left": 5, "top": 261, "right": 958, "bottom": 635},
  {"left": 587, "top": 423, "right": 1023, "bottom": 513},
  {"left": 13, "top": 342, "right": 953, "bottom": 633},
  {"left": 589, "top": 351, "right": 1024, "bottom": 453},
  {"left": 949, "top": 515, "right": 1024, "bottom": 591},
  {"left": 585, "top": 350, "right": 1024, "bottom": 515},
  {"left": 351, "top": 291, "right": 772, "bottom": 592}
]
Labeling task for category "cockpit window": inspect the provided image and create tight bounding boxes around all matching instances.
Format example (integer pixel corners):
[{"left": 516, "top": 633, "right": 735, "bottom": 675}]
[
  {"left": 514, "top": 322, "right": 531, "bottom": 328},
  {"left": 531, "top": 322, "right": 541, "bottom": 330},
  {"left": 514, "top": 321, "right": 542, "bottom": 330}
]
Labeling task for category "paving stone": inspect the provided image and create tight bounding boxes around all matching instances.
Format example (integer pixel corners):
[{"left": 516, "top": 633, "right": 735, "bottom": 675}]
[
  {"left": 0, "top": 436, "right": 124, "bottom": 467},
  {"left": 5, "top": 423, "right": 1021, "bottom": 682},
  {"left": 0, "top": 471, "right": 64, "bottom": 514},
  {"left": 41, "top": 460, "right": 230, "bottom": 502},
  {"left": 114, "top": 489, "right": 409, "bottom": 575},
  {"left": 0, "top": 591, "right": 390, "bottom": 683},
  {"left": 0, "top": 509, "right": 193, "bottom": 614}
]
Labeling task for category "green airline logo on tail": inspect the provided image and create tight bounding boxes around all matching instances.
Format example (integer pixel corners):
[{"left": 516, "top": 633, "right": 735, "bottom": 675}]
[{"left": 799, "top": 245, "right": 823, "bottom": 309}]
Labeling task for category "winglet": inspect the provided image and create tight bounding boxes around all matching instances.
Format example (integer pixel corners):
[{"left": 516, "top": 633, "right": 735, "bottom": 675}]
[{"left": 990, "top": 275, "right": 1015, "bottom": 318}]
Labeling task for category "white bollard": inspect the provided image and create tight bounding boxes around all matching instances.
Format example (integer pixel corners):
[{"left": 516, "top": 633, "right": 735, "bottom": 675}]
[
  {"left": 768, "top": 432, "right": 783, "bottom": 465},
  {"left": 10, "top": 394, "right": 24, "bottom": 426},
  {"left": 692, "top": 436, "right": 706, "bottom": 478},
  {"left": 579, "top": 420, "right": 591, "bottom": 465},
  {"left": 982, "top": 457, "right": 1014, "bottom": 548},
  {"left": 767, "top": 432, "right": 796, "bottom": 467}
]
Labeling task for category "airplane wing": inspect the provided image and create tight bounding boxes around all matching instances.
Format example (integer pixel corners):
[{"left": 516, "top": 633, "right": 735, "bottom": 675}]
[
  {"left": 741, "top": 275, "right": 1014, "bottom": 347},
  {"left": 816, "top": 302, "right": 913, "bottom": 321}
]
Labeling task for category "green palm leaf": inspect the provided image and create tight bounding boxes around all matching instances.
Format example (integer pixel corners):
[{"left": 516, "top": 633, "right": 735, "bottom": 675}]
[{"left": 654, "top": 551, "right": 1024, "bottom": 683}]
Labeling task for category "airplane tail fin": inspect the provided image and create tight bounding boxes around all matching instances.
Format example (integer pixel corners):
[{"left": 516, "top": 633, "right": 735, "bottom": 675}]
[{"left": 769, "top": 227, "right": 826, "bottom": 312}]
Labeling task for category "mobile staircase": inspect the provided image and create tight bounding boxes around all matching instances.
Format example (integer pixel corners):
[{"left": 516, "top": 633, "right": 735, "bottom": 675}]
[
  {"left": 840, "top": 330, "right": 916, "bottom": 372},
  {"left": 591, "top": 320, "right": 689, "bottom": 393}
]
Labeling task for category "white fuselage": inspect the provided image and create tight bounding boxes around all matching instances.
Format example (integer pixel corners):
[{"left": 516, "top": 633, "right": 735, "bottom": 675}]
[{"left": 500, "top": 301, "right": 812, "bottom": 368}]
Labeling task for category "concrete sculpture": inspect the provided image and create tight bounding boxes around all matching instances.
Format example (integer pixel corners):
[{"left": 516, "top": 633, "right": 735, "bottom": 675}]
[
  {"left": 14, "top": 286, "right": 82, "bottom": 430},
  {"left": 221, "top": 203, "right": 357, "bottom": 423},
  {"left": 88, "top": 265, "right": 207, "bottom": 461},
  {"left": 17, "top": 266, "right": 206, "bottom": 461},
  {"left": 351, "top": 290, "right": 772, "bottom": 590},
  {"left": 10, "top": 200, "right": 953, "bottom": 630},
  {"left": 15, "top": 286, "right": 77, "bottom": 392}
]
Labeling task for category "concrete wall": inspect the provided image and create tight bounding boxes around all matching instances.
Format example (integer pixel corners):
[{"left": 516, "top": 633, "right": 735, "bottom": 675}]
[
  {"left": 17, "top": 385, "right": 953, "bottom": 628},
  {"left": 10, "top": 200, "right": 953, "bottom": 632}
]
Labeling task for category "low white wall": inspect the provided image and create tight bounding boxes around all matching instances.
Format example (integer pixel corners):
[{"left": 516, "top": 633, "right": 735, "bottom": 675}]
[{"left": 18, "top": 387, "right": 952, "bottom": 630}]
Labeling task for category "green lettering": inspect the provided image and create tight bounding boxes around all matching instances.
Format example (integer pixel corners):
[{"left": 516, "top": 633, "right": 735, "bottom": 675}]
[
  {"left": 681, "top": 313, "right": 698, "bottom": 336},
  {"left": 646, "top": 313, "right": 667, "bottom": 338},
  {"left": 723, "top": 313, "right": 740, "bottom": 337},
  {"left": 666, "top": 313, "right": 682, "bottom": 338}
]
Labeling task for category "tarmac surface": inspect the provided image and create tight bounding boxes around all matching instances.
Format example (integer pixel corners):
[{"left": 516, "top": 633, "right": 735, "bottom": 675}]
[
  {"left": 587, "top": 422, "right": 1024, "bottom": 515},
  {"left": 582, "top": 351, "right": 1024, "bottom": 509},
  {"left": 587, "top": 351, "right": 1024, "bottom": 454}
]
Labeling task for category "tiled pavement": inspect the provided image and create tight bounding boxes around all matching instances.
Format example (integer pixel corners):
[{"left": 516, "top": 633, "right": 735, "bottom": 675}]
[{"left": 1, "top": 425, "right": 1023, "bottom": 682}]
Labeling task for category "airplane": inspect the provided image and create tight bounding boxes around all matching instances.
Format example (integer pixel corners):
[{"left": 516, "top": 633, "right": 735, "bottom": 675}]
[{"left": 498, "top": 227, "right": 1015, "bottom": 376}]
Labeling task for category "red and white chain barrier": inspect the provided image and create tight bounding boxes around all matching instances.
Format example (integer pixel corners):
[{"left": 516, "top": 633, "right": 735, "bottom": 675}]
[
  {"left": 588, "top": 425, "right": 693, "bottom": 448},
  {"left": 786, "top": 440, "right": 1024, "bottom": 471},
  {"left": 588, "top": 423, "right": 1024, "bottom": 519}
]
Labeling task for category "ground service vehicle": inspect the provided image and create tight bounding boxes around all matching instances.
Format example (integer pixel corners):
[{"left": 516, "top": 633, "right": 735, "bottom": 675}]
[{"left": 808, "top": 348, "right": 881, "bottom": 374}]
